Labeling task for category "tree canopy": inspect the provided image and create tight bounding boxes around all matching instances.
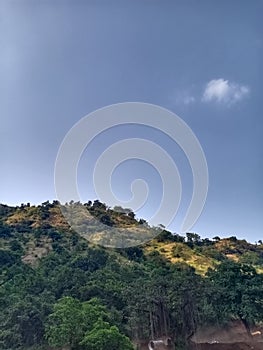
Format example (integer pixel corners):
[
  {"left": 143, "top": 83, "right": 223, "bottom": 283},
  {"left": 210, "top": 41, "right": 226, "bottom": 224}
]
[{"left": 0, "top": 201, "right": 262, "bottom": 349}]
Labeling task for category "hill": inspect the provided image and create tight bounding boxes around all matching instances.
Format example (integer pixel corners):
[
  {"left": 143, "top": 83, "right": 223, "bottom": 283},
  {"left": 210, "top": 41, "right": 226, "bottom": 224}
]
[{"left": 0, "top": 201, "right": 262, "bottom": 350}]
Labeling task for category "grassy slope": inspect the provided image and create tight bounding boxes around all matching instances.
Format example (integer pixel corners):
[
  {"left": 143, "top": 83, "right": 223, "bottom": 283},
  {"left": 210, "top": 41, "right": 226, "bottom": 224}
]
[
  {"left": 0, "top": 202, "right": 262, "bottom": 274},
  {"left": 144, "top": 240, "right": 218, "bottom": 275}
]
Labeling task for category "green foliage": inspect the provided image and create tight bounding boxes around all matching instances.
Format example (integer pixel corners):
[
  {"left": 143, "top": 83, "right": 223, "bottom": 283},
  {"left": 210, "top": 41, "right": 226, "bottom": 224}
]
[
  {"left": 156, "top": 229, "right": 175, "bottom": 242},
  {"left": 80, "top": 319, "right": 134, "bottom": 350},
  {"left": 172, "top": 244, "right": 188, "bottom": 258},
  {"left": 207, "top": 260, "right": 263, "bottom": 331},
  {"left": 201, "top": 246, "right": 226, "bottom": 261},
  {"left": 0, "top": 249, "right": 19, "bottom": 267},
  {"left": 0, "top": 201, "right": 262, "bottom": 349},
  {"left": 45, "top": 297, "right": 131, "bottom": 350},
  {"left": 45, "top": 296, "right": 83, "bottom": 348},
  {"left": 0, "top": 222, "right": 12, "bottom": 238},
  {"left": 10, "top": 239, "right": 23, "bottom": 252},
  {"left": 186, "top": 232, "right": 201, "bottom": 247},
  {"left": 0, "top": 292, "right": 53, "bottom": 349},
  {"left": 120, "top": 246, "right": 144, "bottom": 261},
  {"left": 240, "top": 251, "right": 263, "bottom": 266}
]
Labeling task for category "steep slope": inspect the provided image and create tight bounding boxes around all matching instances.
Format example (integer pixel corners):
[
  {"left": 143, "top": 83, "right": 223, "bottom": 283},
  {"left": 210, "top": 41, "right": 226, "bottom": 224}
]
[{"left": 1, "top": 201, "right": 262, "bottom": 273}]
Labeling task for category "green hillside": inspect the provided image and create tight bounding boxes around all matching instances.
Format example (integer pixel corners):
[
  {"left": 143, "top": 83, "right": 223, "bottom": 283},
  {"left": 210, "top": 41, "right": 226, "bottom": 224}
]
[{"left": 0, "top": 201, "right": 262, "bottom": 350}]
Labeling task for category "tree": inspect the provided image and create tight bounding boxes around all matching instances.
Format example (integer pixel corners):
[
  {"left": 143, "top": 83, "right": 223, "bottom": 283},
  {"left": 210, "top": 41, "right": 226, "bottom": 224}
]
[
  {"left": 186, "top": 232, "right": 201, "bottom": 246},
  {"left": 80, "top": 319, "right": 134, "bottom": 350},
  {"left": 0, "top": 250, "right": 19, "bottom": 267},
  {"left": 113, "top": 205, "right": 125, "bottom": 213},
  {"left": 93, "top": 200, "right": 106, "bottom": 210},
  {"left": 128, "top": 211, "right": 135, "bottom": 219},
  {"left": 207, "top": 260, "right": 263, "bottom": 337},
  {"left": 99, "top": 214, "right": 114, "bottom": 226},
  {"left": 0, "top": 222, "right": 12, "bottom": 238},
  {"left": 0, "top": 292, "right": 52, "bottom": 349},
  {"left": 123, "top": 246, "right": 144, "bottom": 261},
  {"left": 156, "top": 229, "right": 174, "bottom": 242},
  {"left": 45, "top": 296, "right": 83, "bottom": 349},
  {"left": 45, "top": 297, "right": 112, "bottom": 349}
]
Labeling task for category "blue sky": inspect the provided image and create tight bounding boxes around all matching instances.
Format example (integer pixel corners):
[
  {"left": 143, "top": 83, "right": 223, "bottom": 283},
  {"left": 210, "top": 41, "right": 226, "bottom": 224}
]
[{"left": 0, "top": 0, "right": 262, "bottom": 241}]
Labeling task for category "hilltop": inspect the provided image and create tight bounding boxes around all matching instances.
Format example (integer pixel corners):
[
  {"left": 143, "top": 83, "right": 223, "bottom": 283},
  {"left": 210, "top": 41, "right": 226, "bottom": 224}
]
[
  {"left": 0, "top": 201, "right": 262, "bottom": 350},
  {"left": 1, "top": 201, "right": 262, "bottom": 273}
]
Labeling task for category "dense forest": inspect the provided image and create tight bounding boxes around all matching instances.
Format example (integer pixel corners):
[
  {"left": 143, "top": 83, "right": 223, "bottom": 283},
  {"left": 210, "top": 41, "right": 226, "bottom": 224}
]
[{"left": 0, "top": 201, "right": 262, "bottom": 350}]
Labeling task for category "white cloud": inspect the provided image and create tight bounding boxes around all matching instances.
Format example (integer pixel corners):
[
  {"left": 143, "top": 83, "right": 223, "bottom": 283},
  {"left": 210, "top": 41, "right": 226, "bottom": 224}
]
[
  {"left": 175, "top": 91, "right": 195, "bottom": 105},
  {"left": 202, "top": 79, "right": 250, "bottom": 105},
  {"left": 182, "top": 95, "right": 195, "bottom": 105}
]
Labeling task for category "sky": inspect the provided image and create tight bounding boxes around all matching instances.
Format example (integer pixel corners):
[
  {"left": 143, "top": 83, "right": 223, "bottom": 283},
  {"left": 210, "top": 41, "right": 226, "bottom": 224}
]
[{"left": 0, "top": 0, "right": 262, "bottom": 242}]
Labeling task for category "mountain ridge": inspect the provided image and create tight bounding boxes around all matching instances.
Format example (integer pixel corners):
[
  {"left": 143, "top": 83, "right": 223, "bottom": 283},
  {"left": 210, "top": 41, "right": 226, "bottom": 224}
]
[{"left": 1, "top": 201, "right": 262, "bottom": 274}]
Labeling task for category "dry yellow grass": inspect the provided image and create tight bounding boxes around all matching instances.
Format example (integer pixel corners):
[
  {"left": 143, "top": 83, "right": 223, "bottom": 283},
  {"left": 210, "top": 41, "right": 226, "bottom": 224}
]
[{"left": 145, "top": 240, "right": 217, "bottom": 275}]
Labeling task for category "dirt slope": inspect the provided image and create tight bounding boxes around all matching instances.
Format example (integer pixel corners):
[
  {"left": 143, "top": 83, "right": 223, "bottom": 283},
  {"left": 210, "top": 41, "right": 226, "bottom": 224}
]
[{"left": 189, "top": 342, "right": 263, "bottom": 350}]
